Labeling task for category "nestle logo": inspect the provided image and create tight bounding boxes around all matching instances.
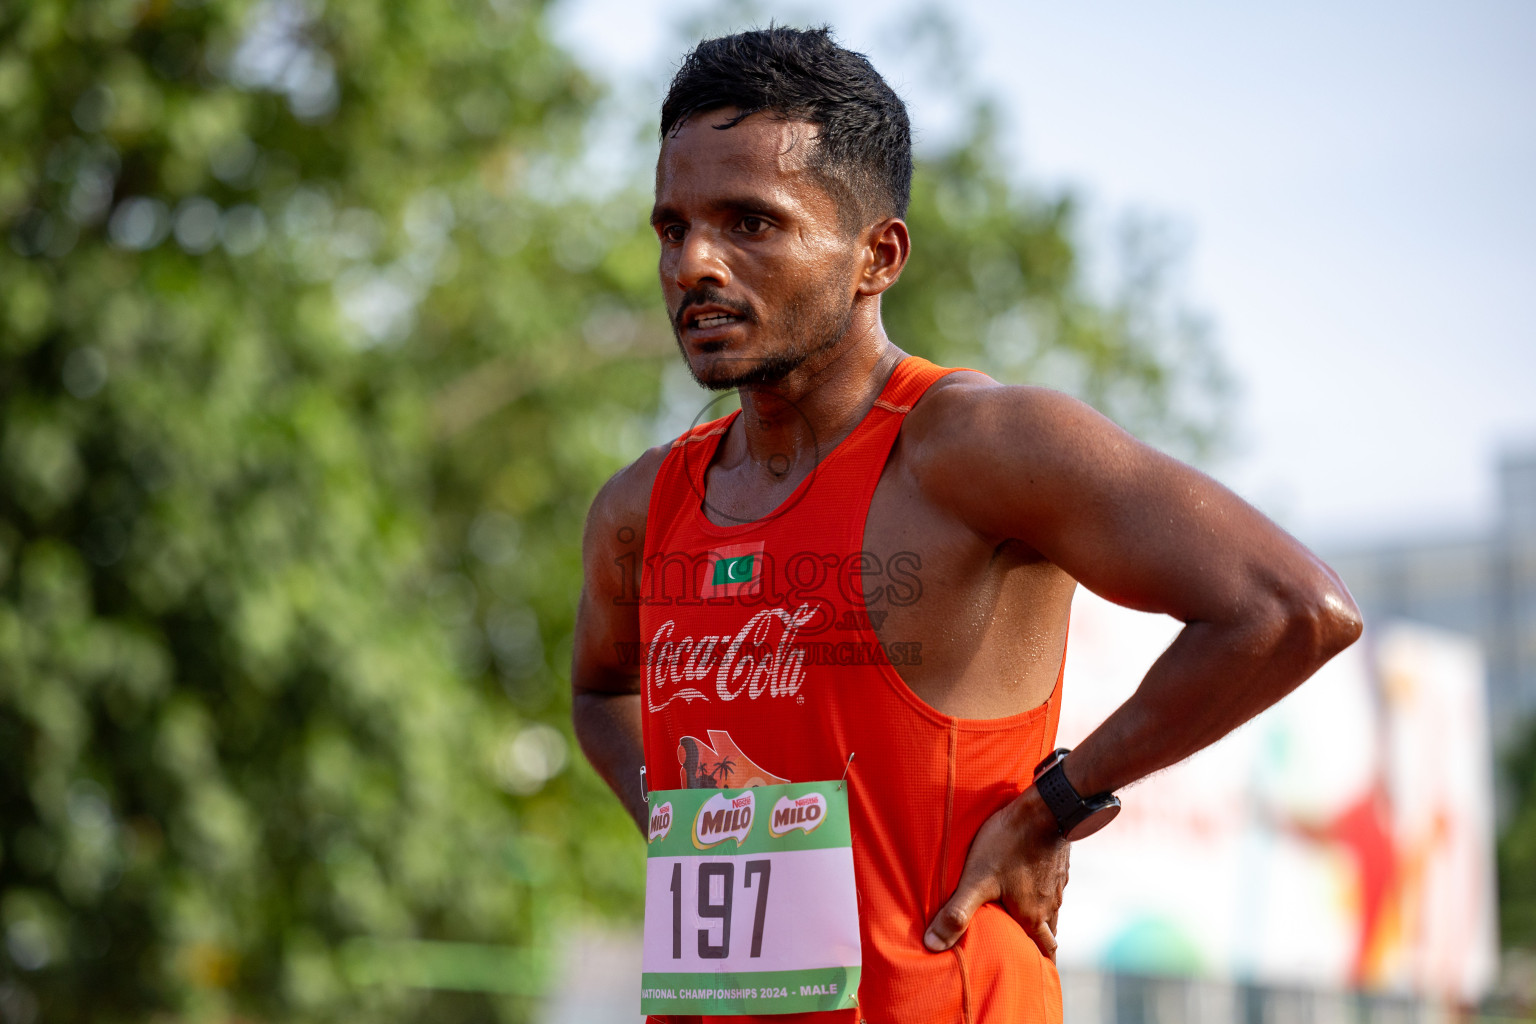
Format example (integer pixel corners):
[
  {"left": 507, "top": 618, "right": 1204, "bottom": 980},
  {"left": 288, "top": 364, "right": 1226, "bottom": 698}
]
[
  {"left": 769, "top": 791, "right": 828, "bottom": 838},
  {"left": 692, "top": 790, "right": 756, "bottom": 849},
  {"left": 647, "top": 801, "right": 673, "bottom": 843}
]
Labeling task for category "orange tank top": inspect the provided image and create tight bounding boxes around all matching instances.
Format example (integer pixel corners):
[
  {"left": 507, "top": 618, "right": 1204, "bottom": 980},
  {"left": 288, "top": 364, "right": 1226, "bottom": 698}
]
[{"left": 640, "top": 356, "right": 1065, "bottom": 1024}]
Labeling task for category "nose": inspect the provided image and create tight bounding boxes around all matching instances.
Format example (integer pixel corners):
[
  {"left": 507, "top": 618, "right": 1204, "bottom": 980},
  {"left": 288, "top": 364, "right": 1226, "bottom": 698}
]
[{"left": 673, "top": 227, "right": 731, "bottom": 291}]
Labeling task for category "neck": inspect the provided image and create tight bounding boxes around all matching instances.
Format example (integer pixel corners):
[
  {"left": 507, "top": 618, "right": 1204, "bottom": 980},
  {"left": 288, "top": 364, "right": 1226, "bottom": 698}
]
[{"left": 733, "top": 321, "right": 905, "bottom": 472}]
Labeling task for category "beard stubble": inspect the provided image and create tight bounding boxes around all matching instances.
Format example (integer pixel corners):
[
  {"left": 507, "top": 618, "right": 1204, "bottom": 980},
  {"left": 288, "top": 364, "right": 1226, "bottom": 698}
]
[{"left": 675, "top": 278, "right": 857, "bottom": 392}]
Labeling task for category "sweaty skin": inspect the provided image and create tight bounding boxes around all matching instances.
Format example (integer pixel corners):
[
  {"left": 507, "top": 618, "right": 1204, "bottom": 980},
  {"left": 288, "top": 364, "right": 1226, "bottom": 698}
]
[{"left": 571, "top": 108, "right": 1362, "bottom": 966}]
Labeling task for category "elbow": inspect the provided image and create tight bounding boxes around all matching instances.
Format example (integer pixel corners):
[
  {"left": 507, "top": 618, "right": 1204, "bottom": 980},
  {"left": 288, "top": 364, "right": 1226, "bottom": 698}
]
[
  {"left": 1325, "top": 582, "right": 1365, "bottom": 656},
  {"left": 570, "top": 691, "right": 607, "bottom": 771},
  {"left": 571, "top": 688, "right": 601, "bottom": 738},
  {"left": 1281, "top": 567, "right": 1364, "bottom": 668}
]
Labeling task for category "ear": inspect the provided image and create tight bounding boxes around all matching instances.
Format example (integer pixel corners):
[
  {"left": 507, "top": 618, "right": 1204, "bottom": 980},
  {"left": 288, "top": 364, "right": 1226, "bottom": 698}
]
[{"left": 856, "top": 217, "right": 911, "bottom": 297}]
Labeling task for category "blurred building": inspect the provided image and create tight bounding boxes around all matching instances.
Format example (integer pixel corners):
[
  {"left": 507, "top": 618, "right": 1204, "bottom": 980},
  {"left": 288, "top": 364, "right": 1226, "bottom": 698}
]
[{"left": 1324, "top": 448, "right": 1536, "bottom": 749}]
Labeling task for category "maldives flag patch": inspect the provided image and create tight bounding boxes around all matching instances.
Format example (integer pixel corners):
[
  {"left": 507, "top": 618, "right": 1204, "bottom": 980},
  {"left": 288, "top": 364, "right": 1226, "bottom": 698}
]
[{"left": 698, "top": 541, "right": 766, "bottom": 599}]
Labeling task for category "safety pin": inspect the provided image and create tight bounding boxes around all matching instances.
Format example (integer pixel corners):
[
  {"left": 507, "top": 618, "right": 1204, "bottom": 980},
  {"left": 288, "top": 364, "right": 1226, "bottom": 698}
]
[
  {"left": 639, "top": 765, "right": 648, "bottom": 806},
  {"left": 836, "top": 752, "right": 855, "bottom": 790}
]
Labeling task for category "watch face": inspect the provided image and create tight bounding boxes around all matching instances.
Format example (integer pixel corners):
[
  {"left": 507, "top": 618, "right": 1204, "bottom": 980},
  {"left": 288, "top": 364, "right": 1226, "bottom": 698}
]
[{"left": 1063, "top": 799, "right": 1121, "bottom": 842}]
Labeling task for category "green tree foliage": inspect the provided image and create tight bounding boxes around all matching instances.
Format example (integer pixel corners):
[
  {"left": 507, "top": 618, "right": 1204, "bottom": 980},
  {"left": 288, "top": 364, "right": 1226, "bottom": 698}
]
[
  {"left": 0, "top": 0, "right": 647, "bottom": 1020},
  {"left": 0, "top": 2, "right": 1228, "bottom": 1021},
  {"left": 1499, "top": 719, "right": 1536, "bottom": 950}
]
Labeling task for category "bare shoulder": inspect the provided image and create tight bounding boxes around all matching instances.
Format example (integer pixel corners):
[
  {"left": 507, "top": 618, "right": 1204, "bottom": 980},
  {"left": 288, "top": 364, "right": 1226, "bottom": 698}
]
[
  {"left": 901, "top": 371, "right": 1140, "bottom": 490},
  {"left": 583, "top": 442, "right": 671, "bottom": 559},
  {"left": 895, "top": 369, "right": 1196, "bottom": 561}
]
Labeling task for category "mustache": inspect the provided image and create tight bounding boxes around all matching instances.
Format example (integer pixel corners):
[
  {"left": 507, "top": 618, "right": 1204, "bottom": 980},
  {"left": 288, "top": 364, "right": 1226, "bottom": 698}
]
[{"left": 672, "top": 287, "right": 757, "bottom": 331}]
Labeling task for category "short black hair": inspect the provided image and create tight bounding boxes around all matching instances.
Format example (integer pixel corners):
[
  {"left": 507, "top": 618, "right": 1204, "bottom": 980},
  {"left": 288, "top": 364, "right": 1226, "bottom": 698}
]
[{"left": 660, "top": 25, "right": 912, "bottom": 233}]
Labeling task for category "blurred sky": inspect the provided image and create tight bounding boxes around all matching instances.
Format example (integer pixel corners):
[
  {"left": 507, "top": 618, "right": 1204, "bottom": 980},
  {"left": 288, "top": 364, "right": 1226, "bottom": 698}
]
[{"left": 550, "top": 0, "right": 1536, "bottom": 549}]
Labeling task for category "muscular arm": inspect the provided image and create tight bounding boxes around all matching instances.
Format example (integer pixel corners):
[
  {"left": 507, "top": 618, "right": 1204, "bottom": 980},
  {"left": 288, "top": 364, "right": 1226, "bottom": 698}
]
[
  {"left": 571, "top": 449, "right": 666, "bottom": 834},
  {"left": 932, "top": 383, "right": 1362, "bottom": 792},
  {"left": 916, "top": 381, "right": 1362, "bottom": 953}
]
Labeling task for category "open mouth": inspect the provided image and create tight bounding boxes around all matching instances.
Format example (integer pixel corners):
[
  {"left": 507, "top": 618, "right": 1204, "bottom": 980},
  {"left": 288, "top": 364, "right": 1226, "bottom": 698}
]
[
  {"left": 692, "top": 312, "right": 744, "bottom": 330},
  {"left": 677, "top": 300, "right": 753, "bottom": 335}
]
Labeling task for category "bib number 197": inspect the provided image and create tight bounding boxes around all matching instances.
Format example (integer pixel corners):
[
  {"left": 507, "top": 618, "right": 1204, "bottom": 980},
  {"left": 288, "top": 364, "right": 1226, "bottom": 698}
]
[
  {"left": 642, "top": 781, "right": 861, "bottom": 1016},
  {"left": 670, "top": 859, "right": 770, "bottom": 959}
]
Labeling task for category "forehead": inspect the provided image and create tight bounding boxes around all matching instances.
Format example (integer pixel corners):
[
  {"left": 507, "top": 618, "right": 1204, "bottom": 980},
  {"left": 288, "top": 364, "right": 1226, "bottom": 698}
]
[{"left": 654, "top": 109, "right": 834, "bottom": 214}]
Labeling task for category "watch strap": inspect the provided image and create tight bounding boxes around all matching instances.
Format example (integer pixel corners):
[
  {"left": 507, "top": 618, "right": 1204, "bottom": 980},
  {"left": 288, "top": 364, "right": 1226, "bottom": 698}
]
[{"left": 1033, "top": 747, "right": 1122, "bottom": 841}]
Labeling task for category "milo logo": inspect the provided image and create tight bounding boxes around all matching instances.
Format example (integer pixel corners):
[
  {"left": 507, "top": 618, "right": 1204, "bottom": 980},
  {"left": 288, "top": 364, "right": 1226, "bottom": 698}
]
[
  {"left": 647, "top": 801, "right": 673, "bottom": 843},
  {"left": 692, "top": 791, "right": 755, "bottom": 850},
  {"left": 769, "top": 791, "right": 828, "bottom": 837}
]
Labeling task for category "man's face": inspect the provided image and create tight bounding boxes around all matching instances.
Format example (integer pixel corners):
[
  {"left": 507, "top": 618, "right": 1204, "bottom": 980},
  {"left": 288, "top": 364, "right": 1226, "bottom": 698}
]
[{"left": 651, "top": 109, "right": 863, "bottom": 390}]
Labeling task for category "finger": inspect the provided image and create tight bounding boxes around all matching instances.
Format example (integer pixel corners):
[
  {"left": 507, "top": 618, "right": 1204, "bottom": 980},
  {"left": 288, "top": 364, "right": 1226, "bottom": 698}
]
[
  {"left": 924, "top": 876, "right": 998, "bottom": 952},
  {"left": 1030, "top": 918, "right": 1058, "bottom": 962}
]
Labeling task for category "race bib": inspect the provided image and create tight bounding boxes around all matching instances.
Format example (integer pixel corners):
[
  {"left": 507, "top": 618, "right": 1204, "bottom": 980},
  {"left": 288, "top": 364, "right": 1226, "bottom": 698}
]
[{"left": 641, "top": 780, "right": 862, "bottom": 1016}]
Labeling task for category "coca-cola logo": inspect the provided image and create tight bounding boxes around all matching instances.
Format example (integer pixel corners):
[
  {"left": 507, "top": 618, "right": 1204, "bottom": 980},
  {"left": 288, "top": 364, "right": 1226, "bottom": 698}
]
[{"left": 645, "top": 605, "right": 819, "bottom": 712}]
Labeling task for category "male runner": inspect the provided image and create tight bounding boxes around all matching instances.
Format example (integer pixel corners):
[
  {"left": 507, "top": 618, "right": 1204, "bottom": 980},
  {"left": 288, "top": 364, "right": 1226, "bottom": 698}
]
[{"left": 571, "top": 26, "right": 1362, "bottom": 1024}]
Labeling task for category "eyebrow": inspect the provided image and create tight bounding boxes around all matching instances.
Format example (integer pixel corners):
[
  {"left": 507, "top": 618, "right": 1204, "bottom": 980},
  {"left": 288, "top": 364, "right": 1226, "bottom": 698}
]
[
  {"left": 719, "top": 197, "right": 785, "bottom": 221},
  {"left": 650, "top": 196, "right": 789, "bottom": 226}
]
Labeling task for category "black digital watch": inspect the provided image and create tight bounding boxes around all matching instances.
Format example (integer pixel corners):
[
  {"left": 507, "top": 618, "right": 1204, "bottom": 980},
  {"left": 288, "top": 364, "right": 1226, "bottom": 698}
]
[{"left": 1032, "top": 747, "right": 1121, "bottom": 841}]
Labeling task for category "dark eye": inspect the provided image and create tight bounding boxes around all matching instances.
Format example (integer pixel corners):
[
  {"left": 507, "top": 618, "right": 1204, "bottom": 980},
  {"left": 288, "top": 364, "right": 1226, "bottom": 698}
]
[
  {"left": 661, "top": 224, "right": 685, "bottom": 243},
  {"left": 739, "top": 216, "right": 767, "bottom": 234}
]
